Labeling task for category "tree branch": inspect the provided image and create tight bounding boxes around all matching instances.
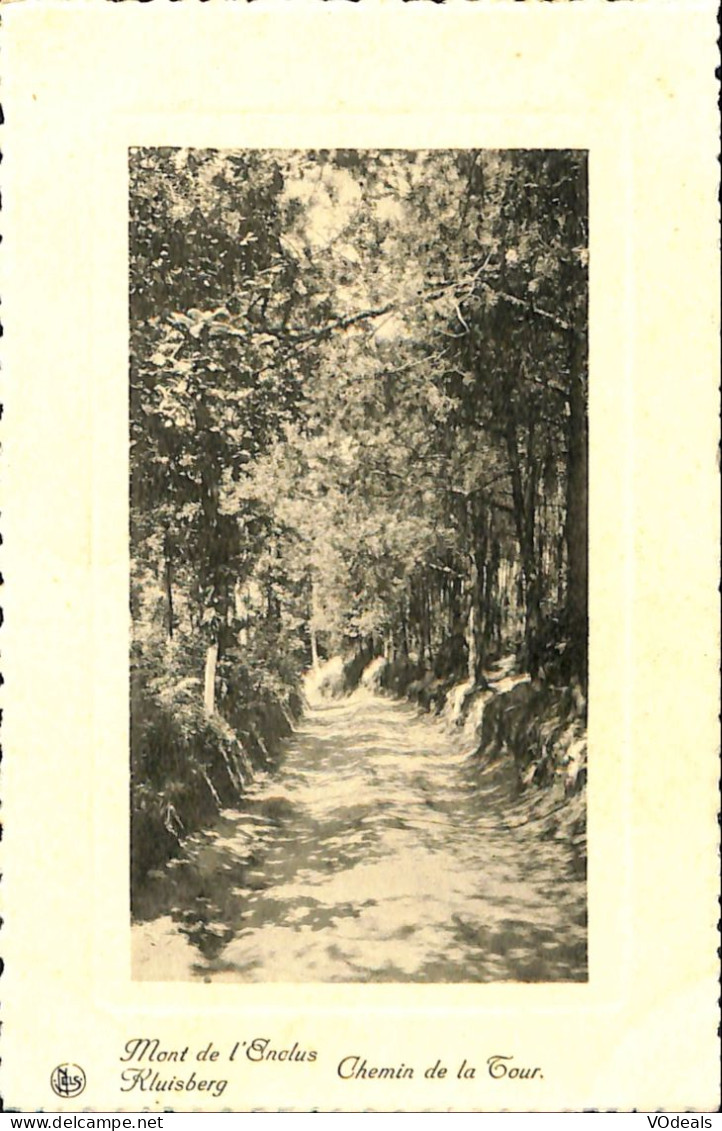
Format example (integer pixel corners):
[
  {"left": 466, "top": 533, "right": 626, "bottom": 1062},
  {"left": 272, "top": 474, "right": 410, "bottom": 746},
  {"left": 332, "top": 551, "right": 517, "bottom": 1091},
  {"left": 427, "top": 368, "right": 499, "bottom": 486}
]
[{"left": 480, "top": 281, "right": 581, "bottom": 334}]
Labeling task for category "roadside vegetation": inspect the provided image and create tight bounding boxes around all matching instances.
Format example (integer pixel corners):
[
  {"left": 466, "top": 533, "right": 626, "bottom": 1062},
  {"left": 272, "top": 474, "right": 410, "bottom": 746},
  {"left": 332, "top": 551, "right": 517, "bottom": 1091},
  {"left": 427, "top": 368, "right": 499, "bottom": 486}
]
[{"left": 130, "top": 148, "right": 588, "bottom": 893}]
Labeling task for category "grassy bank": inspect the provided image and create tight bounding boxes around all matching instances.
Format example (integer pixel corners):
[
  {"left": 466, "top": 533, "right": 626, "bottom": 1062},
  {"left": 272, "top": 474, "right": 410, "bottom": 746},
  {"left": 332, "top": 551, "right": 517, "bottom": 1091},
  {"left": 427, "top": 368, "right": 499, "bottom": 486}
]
[
  {"left": 375, "top": 653, "right": 587, "bottom": 797},
  {"left": 130, "top": 674, "right": 301, "bottom": 906}
]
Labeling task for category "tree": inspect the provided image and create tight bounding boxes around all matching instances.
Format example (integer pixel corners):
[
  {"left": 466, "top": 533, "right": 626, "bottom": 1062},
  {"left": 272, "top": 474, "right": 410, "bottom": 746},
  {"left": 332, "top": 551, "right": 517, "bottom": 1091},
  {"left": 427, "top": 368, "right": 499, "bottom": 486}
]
[
  {"left": 130, "top": 149, "right": 318, "bottom": 712},
  {"left": 422, "top": 150, "right": 588, "bottom": 682},
  {"left": 130, "top": 145, "right": 588, "bottom": 736}
]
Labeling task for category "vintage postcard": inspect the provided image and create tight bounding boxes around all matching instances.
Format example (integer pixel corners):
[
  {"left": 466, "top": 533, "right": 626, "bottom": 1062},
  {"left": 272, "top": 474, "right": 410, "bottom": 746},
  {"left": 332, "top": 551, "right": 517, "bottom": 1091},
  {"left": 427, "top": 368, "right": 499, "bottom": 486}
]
[{"left": 1, "top": 1, "right": 719, "bottom": 1113}]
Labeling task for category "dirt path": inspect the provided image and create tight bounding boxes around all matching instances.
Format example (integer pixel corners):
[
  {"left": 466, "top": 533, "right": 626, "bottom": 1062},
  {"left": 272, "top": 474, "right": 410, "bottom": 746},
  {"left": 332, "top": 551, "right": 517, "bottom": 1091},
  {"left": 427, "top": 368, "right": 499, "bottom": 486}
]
[{"left": 132, "top": 689, "right": 586, "bottom": 982}]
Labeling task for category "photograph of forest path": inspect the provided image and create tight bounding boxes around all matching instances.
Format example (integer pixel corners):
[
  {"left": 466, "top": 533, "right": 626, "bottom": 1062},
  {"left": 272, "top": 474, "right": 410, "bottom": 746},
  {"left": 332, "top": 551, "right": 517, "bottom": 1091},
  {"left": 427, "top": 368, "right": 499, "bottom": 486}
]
[{"left": 130, "top": 149, "right": 588, "bottom": 983}]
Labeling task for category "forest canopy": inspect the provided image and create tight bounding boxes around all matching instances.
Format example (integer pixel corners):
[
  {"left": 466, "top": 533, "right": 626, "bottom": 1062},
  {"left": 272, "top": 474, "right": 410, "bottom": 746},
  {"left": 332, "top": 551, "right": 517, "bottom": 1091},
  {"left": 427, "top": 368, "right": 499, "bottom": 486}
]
[{"left": 129, "top": 147, "right": 588, "bottom": 740}]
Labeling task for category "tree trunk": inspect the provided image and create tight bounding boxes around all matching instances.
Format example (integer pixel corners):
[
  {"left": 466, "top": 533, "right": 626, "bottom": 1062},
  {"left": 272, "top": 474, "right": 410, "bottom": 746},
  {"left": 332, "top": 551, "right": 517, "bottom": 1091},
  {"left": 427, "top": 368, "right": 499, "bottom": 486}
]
[
  {"left": 422, "top": 576, "right": 432, "bottom": 666},
  {"left": 309, "top": 573, "right": 321, "bottom": 668},
  {"left": 566, "top": 333, "right": 589, "bottom": 687},
  {"left": 400, "top": 600, "right": 409, "bottom": 656},
  {"left": 163, "top": 535, "right": 174, "bottom": 640},
  {"left": 466, "top": 551, "right": 481, "bottom": 683},
  {"left": 483, "top": 539, "right": 499, "bottom": 655},
  {"left": 467, "top": 602, "right": 477, "bottom": 683},
  {"left": 505, "top": 419, "right": 539, "bottom": 672},
  {"left": 203, "top": 641, "right": 218, "bottom": 717}
]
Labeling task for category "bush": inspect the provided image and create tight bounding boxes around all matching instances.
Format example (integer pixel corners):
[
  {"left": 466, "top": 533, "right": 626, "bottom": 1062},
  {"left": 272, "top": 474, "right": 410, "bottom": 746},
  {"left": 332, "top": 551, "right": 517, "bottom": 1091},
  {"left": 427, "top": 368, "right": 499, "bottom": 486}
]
[{"left": 130, "top": 622, "right": 303, "bottom": 904}]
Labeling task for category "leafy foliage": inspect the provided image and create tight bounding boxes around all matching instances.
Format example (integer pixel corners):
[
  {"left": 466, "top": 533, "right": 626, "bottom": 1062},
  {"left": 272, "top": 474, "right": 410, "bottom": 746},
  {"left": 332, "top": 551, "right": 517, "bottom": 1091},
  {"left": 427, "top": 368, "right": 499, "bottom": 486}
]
[{"left": 129, "top": 148, "right": 588, "bottom": 886}]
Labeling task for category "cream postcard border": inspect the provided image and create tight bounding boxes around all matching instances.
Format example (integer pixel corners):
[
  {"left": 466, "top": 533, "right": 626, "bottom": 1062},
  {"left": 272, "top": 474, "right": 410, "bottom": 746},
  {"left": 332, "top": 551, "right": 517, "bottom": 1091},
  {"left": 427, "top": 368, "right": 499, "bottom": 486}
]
[{"left": 3, "top": 4, "right": 719, "bottom": 1112}]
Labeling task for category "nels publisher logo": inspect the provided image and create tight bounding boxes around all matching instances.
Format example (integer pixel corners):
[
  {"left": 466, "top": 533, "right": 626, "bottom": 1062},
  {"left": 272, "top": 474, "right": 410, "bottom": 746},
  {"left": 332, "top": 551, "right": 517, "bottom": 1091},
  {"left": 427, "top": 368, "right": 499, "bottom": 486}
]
[{"left": 50, "top": 1063, "right": 87, "bottom": 1098}]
